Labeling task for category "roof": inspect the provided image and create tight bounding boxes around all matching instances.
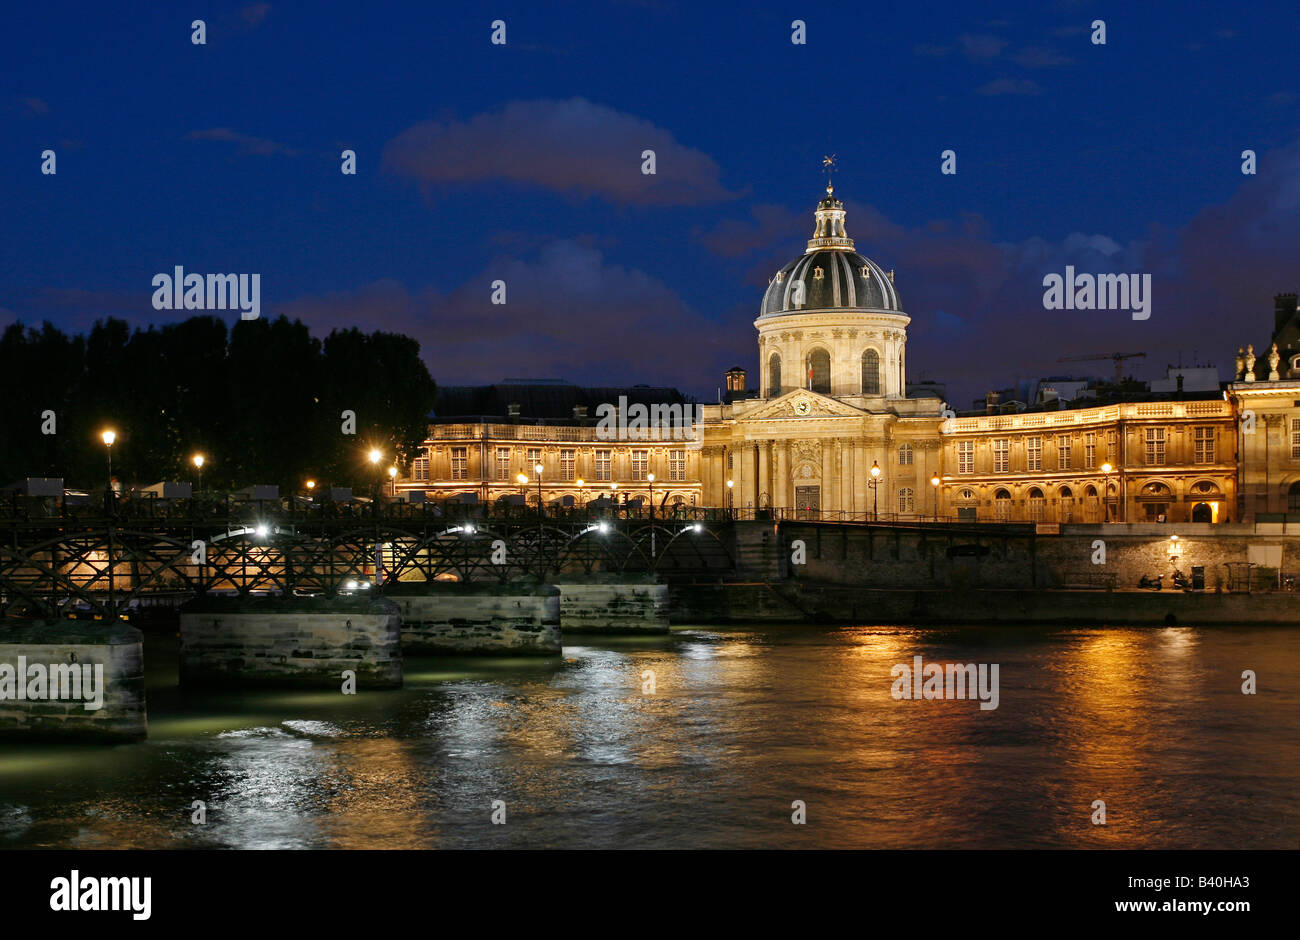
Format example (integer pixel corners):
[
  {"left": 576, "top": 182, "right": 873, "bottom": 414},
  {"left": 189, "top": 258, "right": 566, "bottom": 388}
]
[{"left": 432, "top": 382, "right": 695, "bottom": 422}]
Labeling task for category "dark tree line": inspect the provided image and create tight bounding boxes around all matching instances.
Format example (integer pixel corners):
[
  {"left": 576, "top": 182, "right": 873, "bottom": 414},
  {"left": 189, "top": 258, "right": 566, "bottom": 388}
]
[{"left": 0, "top": 316, "right": 438, "bottom": 493}]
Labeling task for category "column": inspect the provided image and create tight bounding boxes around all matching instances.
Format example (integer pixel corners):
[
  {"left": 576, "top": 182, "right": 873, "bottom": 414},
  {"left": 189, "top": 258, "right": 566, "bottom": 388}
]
[
  {"left": 821, "top": 441, "right": 834, "bottom": 514},
  {"left": 758, "top": 441, "right": 771, "bottom": 509},
  {"left": 774, "top": 442, "right": 788, "bottom": 510}
]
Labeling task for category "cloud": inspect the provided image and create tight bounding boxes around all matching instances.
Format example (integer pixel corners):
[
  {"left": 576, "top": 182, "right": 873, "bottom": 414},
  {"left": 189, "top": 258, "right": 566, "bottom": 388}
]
[
  {"left": 23, "top": 97, "right": 49, "bottom": 115},
  {"left": 976, "top": 78, "right": 1043, "bottom": 96},
  {"left": 241, "top": 3, "right": 271, "bottom": 27},
  {"left": 382, "top": 97, "right": 735, "bottom": 206},
  {"left": 275, "top": 240, "right": 748, "bottom": 392},
  {"left": 186, "top": 128, "right": 298, "bottom": 156},
  {"left": 958, "top": 33, "right": 1008, "bottom": 61},
  {"left": 1012, "top": 45, "right": 1073, "bottom": 68}
]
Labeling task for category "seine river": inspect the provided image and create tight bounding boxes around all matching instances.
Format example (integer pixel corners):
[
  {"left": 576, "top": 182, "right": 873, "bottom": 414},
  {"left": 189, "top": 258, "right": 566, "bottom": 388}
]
[{"left": 2, "top": 625, "right": 1296, "bottom": 849}]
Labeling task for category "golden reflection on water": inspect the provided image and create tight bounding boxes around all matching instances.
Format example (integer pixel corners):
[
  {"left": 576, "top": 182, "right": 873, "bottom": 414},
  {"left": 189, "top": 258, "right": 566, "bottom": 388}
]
[{"left": 1, "top": 624, "right": 1296, "bottom": 849}]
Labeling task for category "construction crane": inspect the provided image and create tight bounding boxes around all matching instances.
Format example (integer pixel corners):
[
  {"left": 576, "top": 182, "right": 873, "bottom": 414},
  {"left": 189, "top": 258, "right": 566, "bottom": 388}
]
[{"left": 1057, "top": 351, "right": 1146, "bottom": 385}]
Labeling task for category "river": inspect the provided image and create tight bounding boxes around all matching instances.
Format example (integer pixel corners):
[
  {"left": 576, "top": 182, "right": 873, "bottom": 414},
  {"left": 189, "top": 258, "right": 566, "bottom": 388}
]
[{"left": 1, "top": 624, "right": 1296, "bottom": 849}]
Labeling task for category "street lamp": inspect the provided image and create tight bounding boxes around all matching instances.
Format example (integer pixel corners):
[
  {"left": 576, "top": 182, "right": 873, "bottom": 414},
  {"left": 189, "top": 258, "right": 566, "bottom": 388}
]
[
  {"left": 647, "top": 471, "right": 655, "bottom": 520},
  {"left": 101, "top": 429, "right": 117, "bottom": 496},
  {"left": 930, "top": 472, "right": 941, "bottom": 521},
  {"left": 726, "top": 478, "right": 734, "bottom": 517},
  {"left": 192, "top": 453, "right": 205, "bottom": 492},
  {"left": 1101, "top": 462, "right": 1113, "bottom": 522},
  {"left": 534, "top": 462, "right": 544, "bottom": 515},
  {"left": 388, "top": 466, "right": 398, "bottom": 497},
  {"left": 869, "top": 460, "right": 882, "bottom": 520}
]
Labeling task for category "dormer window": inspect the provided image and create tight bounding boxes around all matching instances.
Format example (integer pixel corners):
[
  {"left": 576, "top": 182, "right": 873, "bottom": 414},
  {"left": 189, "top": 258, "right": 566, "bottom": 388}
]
[
  {"left": 860, "top": 266, "right": 870, "bottom": 278},
  {"left": 812, "top": 266, "right": 824, "bottom": 280}
]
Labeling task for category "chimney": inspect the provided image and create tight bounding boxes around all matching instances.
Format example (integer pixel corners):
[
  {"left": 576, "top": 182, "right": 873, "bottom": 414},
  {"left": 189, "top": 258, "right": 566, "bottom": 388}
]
[
  {"left": 572, "top": 404, "right": 588, "bottom": 421},
  {"left": 725, "top": 366, "right": 747, "bottom": 392},
  {"left": 507, "top": 402, "right": 521, "bottom": 418},
  {"left": 1275, "top": 293, "right": 1297, "bottom": 337},
  {"left": 1176, "top": 373, "right": 1185, "bottom": 393},
  {"left": 985, "top": 390, "right": 1000, "bottom": 415}
]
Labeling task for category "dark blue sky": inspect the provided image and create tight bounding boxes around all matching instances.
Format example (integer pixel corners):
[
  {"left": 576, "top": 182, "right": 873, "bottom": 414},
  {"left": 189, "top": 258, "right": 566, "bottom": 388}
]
[{"left": 3, "top": 0, "right": 1298, "bottom": 407}]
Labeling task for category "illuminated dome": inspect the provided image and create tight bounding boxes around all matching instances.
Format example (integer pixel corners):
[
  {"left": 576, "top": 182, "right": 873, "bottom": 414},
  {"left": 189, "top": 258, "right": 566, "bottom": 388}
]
[{"left": 759, "top": 185, "right": 902, "bottom": 318}]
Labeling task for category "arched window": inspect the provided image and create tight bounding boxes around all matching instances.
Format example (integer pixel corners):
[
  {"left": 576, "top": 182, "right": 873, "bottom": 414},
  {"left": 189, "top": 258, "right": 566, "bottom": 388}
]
[
  {"left": 898, "top": 444, "right": 913, "bottom": 465},
  {"left": 861, "top": 349, "right": 881, "bottom": 394},
  {"left": 1059, "top": 486, "right": 1073, "bottom": 498},
  {"left": 898, "top": 487, "right": 915, "bottom": 512},
  {"left": 768, "top": 352, "right": 782, "bottom": 397},
  {"left": 807, "top": 348, "right": 831, "bottom": 394},
  {"left": 1289, "top": 481, "right": 1300, "bottom": 512}
]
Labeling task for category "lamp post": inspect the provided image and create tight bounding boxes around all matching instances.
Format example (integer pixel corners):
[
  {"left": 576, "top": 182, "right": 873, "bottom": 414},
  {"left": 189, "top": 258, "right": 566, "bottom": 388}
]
[
  {"left": 1101, "top": 462, "right": 1113, "bottom": 522},
  {"left": 101, "top": 429, "right": 116, "bottom": 489},
  {"left": 100, "top": 429, "right": 117, "bottom": 620},
  {"left": 192, "top": 453, "right": 205, "bottom": 493},
  {"left": 869, "top": 460, "right": 882, "bottom": 520},
  {"left": 647, "top": 472, "right": 655, "bottom": 521},
  {"left": 726, "top": 478, "right": 734, "bottom": 518},
  {"left": 534, "top": 462, "right": 544, "bottom": 517},
  {"left": 576, "top": 478, "right": 585, "bottom": 510},
  {"left": 930, "top": 472, "right": 941, "bottom": 521},
  {"left": 388, "top": 465, "right": 398, "bottom": 498}
]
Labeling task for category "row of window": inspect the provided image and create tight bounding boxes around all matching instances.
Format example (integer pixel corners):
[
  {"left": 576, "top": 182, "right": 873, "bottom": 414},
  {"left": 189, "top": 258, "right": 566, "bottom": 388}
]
[
  {"left": 419, "top": 446, "right": 689, "bottom": 482},
  {"left": 768, "top": 348, "right": 901, "bottom": 397},
  {"left": 953, "top": 428, "right": 1216, "bottom": 473}
]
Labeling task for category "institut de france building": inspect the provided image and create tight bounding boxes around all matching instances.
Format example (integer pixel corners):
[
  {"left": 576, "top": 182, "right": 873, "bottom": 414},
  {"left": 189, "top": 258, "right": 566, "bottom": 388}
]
[{"left": 403, "top": 182, "right": 1300, "bottom": 526}]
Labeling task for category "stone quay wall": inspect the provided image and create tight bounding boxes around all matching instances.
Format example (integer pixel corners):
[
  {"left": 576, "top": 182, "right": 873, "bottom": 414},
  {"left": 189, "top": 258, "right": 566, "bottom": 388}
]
[
  {"left": 554, "top": 575, "right": 669, "bottom": 634},
  {"left": 731, "top": 520, "right": 1300, "bottom": 592}
]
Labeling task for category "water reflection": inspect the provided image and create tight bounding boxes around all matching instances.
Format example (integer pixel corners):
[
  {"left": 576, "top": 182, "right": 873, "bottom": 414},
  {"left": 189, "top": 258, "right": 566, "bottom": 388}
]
[{"left": 0, "top": 625, "right": 1296, "bottom": 849}]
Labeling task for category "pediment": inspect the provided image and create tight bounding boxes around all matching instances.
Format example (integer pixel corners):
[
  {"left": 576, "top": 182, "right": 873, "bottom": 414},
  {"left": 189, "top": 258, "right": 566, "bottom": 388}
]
[{"left": 739, "top": 390, "right": 866, "bottom": 421}]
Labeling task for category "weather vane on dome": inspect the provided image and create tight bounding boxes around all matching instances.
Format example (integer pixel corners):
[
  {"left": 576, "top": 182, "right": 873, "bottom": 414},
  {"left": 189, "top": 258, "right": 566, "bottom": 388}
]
[{"left": 822, "top": 154, "right": 837, "bottom": 193}]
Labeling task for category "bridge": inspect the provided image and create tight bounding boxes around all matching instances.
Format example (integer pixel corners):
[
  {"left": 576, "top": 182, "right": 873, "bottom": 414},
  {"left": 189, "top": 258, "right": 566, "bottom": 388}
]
[{"left": 0, "top": 498, "right": 739, "bottom": 619}]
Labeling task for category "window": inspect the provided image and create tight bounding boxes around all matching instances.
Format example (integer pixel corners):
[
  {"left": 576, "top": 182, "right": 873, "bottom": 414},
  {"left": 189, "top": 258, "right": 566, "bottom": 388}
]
[
  {"left": 1292, "top": 418, "right": 1300, "bottom": 459},
  {"left": 898, "top": 487, "right": 915, "bottom": 512},
  {"left": 1106, "top": 429, "right": 1118, "bottom": 461},
  {"left": 1058, "top": 437, "right": 1072, "bottom": 470},
  {"left": 1290, "top": 481, "right": 1300, "bottom": 511},
  {"left": 898, "top": 443, "right": 913, "bottom": 465},
  {"left": 958, "top": 441, "right": 974, "bottom": 474},
  {"left": 1144, "top": 428, "right": 1166, "bottom": 466},
  {"left": 451, "top": 447, "right": 468, "bottom": 480},
  {"left": 1084, "top": 432, "right": 1097, "bottom": 468},
  {"left": 413, "top": 452, "right": 429, "bottom": 482},
  {"left": 560, "top": 449, "right": 575, "bottom": 481},
  {"left": 768, "top": 353, "right": 782, "bottom": 397},
  {"left": 669, "top": 449, "right": 686, "bottom": 481},
  {"left": 1194, "top": 427, "right": 1214, "bottom": 464},
  {"left": 807, "top": 348, "right": 831, "bottom": 394},
  {"left": 495, "top": 447, "right": 511, "bottom": 481},
  {"left": 862, "top": 349, "right": 881, "bottom": 394},
  {"left": 595, "top": 449, "right": 611, "bottom": 481},
  {"left": 527, "top": 448, "right": 542, "bottom": 474},
  {"left": 994, "top": 438, "right": 1009, "bottom": 473},
  {"left": 1026, "top": 436, "right": 1042, "bottom": 471},
  {"left": 632, "top": 449, "right": 649, "bottom": 481}
]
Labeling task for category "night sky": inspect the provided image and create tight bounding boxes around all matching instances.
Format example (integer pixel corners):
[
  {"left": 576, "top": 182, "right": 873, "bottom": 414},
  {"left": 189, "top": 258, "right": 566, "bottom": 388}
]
[{"left": 3, "top": 0, "right": 1298, "bottom": 408}]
